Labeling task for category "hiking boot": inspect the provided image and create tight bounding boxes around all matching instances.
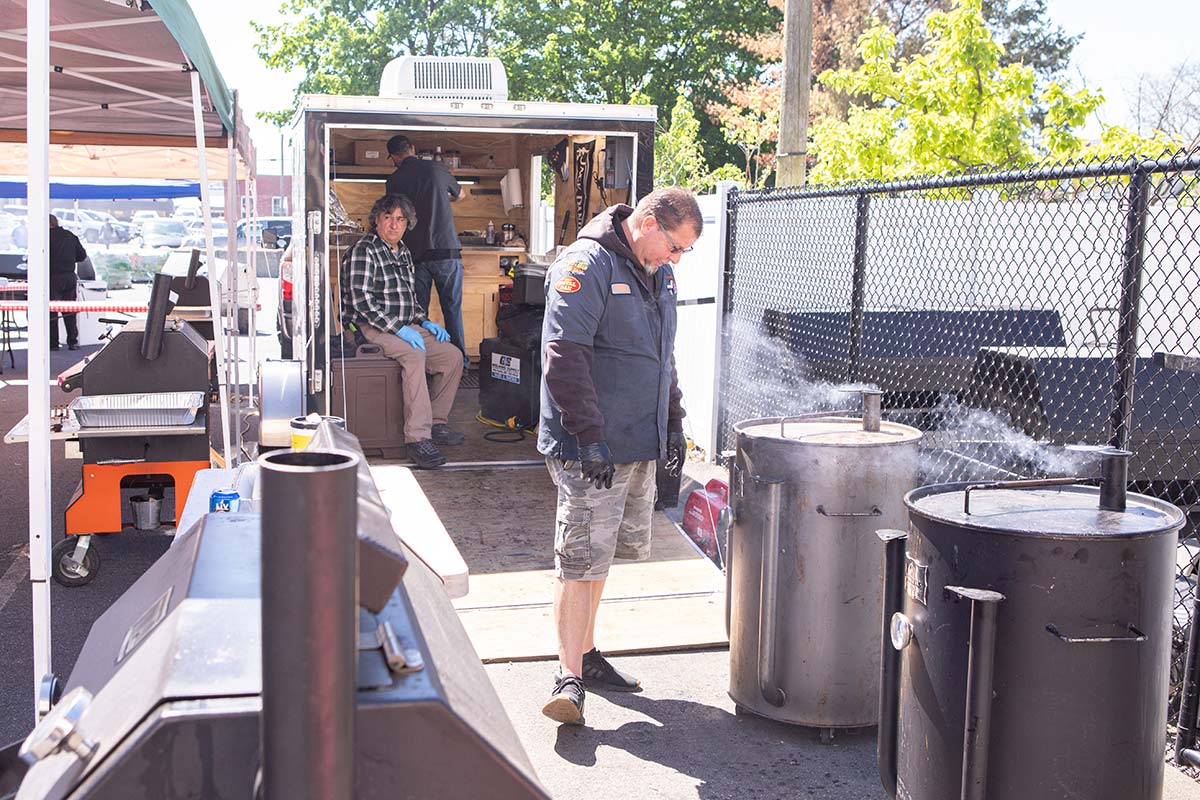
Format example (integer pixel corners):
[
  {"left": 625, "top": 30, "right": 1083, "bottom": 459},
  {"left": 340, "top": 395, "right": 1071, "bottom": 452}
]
[
  {"left": 431, "top": 423, "right": 465, "bottom": 446},
  {"left": 581, "top": 647, "right": 641, "bottom": 692},
  {"left": 542, "top": 674, "right": 585, "bottom": 725},
  {"left": 407, "top": 439, "right": 447, "bottom": 469}
]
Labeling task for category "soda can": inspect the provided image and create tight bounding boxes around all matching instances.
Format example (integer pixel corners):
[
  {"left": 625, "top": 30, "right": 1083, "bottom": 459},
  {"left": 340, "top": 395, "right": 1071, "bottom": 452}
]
[{"left": 209, "top": 487, "right": 240, "bottom": 513}]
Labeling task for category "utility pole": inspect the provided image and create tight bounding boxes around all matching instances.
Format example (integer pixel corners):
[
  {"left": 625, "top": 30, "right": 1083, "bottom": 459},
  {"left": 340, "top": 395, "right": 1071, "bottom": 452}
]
[{"left": 776, "top": 0, "right": 814, "bottom": 188}]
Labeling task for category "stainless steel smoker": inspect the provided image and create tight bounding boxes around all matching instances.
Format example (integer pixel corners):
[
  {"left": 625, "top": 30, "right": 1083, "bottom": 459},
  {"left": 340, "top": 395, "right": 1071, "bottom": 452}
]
[
  {"left": 727, "top": 391, "right": 922, "bottom": 737},
  {"left": 8, "top": 425, "right": 548, "bottom": 800}
]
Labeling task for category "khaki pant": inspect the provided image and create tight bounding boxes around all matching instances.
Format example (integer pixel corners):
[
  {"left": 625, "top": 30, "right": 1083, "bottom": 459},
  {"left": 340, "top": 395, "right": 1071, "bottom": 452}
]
[
  {"left": 546, "top": 458, "right": 656, "bottom": 581},
  {"left": 361, "top": 324, "right": 463, "bottom": 443}
]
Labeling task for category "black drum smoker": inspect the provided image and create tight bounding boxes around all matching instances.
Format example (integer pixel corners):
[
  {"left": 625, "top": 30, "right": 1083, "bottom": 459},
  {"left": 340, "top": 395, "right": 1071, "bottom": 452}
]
[
  {"left": 728, "top": 391, "right": 922, "bottom": 737},
  {"left": 877, "top": 449, "right": 1184, "bottom": 800}
]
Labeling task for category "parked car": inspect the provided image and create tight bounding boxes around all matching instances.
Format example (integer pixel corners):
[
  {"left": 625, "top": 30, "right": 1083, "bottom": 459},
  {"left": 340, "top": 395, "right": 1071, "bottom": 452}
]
[
  {"left": 51, "top": 208, "right": 105, "bottom": 243},
  {"left": 139, "top": 218, "right": 187, "bottom": 249},
  {"left": 0, "top": 210, "right": 25, "bottom": 249},
  {"left": 236, "top": 217, "right": 292, "bottom": 249},
  {"left": 77, "top": 209, "right": 134, "bottom": 243},
  {"left": 131, "top": 210, "right": 162, "bottom": 235},
  {"left": 182, "top": 219, "right": 229, "bottom": 248}
]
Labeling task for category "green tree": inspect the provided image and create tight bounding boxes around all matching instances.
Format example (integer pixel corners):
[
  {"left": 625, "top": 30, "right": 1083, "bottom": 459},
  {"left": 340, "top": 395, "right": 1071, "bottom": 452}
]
[
  {"left": 808, "top": 0, "right": 1177, "bottom": 183},
  {"left": 252, "top": 0, "right": 777, "bottom": 150},
  {"left": 654, "top": 92, "right": 747, "bottom": 190},
  {"left": 491, "top": 0, "right": 777, "bottom": 165},
  {"left": 253, "top": 0, "right": 498, "bottom": 124}
]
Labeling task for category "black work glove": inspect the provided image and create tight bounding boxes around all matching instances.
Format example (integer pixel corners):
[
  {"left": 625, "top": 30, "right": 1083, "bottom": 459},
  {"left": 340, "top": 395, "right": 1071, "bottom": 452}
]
[
  {"left": 664, "top": 431, "right": 687, "bottom": 477},
  {"left": 578, "top": 442, "right": 615, "bottom": 490}
]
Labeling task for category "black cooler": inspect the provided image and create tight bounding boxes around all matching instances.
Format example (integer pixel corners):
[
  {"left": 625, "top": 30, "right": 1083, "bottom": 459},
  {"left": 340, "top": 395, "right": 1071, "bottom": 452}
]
[{"left": 479, "top": 338, "right": 540, "bottom": 431}]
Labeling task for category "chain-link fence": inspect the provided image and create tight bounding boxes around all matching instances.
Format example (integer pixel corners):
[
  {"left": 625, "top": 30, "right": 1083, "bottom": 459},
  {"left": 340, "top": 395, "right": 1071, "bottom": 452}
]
[{"left": 716, "top": 148, "right": 1200, "bottom": 770}]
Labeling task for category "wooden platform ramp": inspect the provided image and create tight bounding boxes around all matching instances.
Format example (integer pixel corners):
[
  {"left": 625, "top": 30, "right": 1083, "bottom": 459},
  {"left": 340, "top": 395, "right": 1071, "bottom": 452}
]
[
  {"left": 454, "top": 557, "right": 727, "bottom": 662},
  {"left": 411, "top": 460, "right": 728, "bottom": 662}
]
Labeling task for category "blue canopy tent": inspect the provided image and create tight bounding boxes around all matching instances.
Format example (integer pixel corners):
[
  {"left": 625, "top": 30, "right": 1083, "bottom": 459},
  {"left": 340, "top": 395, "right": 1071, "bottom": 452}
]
[{"left": 0, "top": 177, "right": 201, "bottom": 200}]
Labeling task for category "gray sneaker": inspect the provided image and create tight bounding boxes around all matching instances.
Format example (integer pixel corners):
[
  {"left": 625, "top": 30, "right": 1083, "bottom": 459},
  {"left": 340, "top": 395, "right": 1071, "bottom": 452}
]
[
  {"left": 542, "top": 674, "right": 585, "bottom": 725},
  {"left": 431, "top": 423, "right": 465, "bottom": 446},
  {"left": 407, "top": 439, "right": 447, "bottom": 469}
]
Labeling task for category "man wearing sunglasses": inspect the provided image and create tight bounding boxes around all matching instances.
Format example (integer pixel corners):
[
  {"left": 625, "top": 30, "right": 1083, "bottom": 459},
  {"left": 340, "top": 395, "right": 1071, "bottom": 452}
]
[{"left": 538, "top": 187, "right": 702, "bottom": 725}]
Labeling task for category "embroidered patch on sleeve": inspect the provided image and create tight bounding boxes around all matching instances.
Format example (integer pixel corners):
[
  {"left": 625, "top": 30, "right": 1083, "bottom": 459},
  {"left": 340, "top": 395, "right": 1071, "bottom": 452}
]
[
  {"left": 610, "top": 283, "right": 631, "bottom": 295},
  {"left": 554, "top": 275, "right": 582, "bottom": 294},
  {"left": 565, "top": 261, "right": 589, "bottom": 275}
]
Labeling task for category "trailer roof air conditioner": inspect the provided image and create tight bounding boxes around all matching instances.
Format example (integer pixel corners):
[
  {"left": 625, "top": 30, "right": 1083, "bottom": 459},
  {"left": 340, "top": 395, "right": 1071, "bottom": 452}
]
[{"left": 379, "top": 56, "right": 509, "bottom": 101}]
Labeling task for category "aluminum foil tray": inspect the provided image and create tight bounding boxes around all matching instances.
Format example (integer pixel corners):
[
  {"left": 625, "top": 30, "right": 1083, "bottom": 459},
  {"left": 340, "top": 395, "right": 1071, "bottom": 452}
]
[{"left": 70, "top": 391, "right": 205, "bottom": 428}]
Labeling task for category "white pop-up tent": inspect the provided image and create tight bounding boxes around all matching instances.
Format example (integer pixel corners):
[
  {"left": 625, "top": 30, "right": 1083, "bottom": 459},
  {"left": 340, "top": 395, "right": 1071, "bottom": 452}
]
[{"left": 2, "top": 0, "right": 258, "bottom": 720}]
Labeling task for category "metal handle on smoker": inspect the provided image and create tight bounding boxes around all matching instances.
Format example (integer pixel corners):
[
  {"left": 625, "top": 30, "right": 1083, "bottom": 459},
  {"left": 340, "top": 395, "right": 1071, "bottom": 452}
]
[
  {"left": 778, "top": 414, "right": 815, "bottom": 438},
  {"left": 817, "top": 505, "right": 882, "bottom": 518},
  {"left": 876, "top": 529, "right": 908, "bottom": 799},
  {"left": 963, "top": 478, "right": 1079, "bottom": 515},
  {"left": 756, "top": 476, "right": 786, "bottom": 707},
  {"left": 945, "top": 585, "right": 1005, "bottom": 800},
  {"left": 725, "top": 463, "right": 741, "bottom": 637},
  {"left": 1044, "top": 623, "right": 1146, "bottom": 643}
]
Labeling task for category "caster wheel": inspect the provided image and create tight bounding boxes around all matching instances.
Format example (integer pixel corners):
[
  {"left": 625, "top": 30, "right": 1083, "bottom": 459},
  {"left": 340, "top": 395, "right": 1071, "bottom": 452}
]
[
  {"left": 819, "top": 728, "right": 835, "bottom": 745},
  {"left": 52, "top": 538, "right": 99, "bottom": 587}
]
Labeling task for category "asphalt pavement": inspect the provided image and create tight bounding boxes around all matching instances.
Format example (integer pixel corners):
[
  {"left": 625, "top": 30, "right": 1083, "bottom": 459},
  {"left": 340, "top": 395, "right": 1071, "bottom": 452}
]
[{"left": 0, "top": 339, "right": 172, "bottom": 745}]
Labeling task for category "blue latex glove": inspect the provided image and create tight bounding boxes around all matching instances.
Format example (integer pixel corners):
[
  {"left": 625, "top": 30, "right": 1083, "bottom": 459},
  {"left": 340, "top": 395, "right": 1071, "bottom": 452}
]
[
  {"left": 397, "top": 326, "right": 426, "bottom": 351},
  {"left": 421, "top": 319, "right": 450, "bottom": 342}
]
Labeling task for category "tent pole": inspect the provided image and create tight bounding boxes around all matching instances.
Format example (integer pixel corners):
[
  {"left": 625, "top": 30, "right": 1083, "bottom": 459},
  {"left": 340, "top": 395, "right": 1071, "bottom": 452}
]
[
  {"left": 25, "top": 0, "right": 52, "bottom": 721},
  {"left": 191, "top": 69, "right": 233, "bottom": 467}
]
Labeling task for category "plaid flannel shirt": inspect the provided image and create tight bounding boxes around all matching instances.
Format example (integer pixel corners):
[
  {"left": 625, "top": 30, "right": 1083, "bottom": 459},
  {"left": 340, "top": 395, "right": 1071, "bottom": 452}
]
[{"left": 340, "top": 233, "right": 427, "bottom": 335}]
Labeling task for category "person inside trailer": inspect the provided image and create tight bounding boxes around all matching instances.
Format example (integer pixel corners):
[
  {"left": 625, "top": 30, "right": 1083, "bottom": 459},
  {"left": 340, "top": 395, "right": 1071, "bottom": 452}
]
[
  {"left": 385, "top": 134, "right": 469, "bottom": 370},
  {"left": 340, "top": 193, "right": 465, "bottom": 469}
]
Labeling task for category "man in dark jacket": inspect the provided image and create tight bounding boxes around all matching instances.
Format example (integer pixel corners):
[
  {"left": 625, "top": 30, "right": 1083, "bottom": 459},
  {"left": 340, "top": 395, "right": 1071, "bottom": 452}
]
[
  {"left": 538, "top": 187, "right": 701, "bottom": 725},
  {"left": 385, "top": 135, "right": 468, "bottom": 367},
  {"left": 48, "top": 214, "right": 86, "bottom": 350}
]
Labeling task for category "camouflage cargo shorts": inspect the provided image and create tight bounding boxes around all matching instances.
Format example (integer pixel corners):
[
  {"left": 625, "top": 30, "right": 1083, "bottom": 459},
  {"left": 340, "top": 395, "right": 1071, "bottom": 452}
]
[{"left": 546, "top": 457, "right": 656, "bottom": 581}]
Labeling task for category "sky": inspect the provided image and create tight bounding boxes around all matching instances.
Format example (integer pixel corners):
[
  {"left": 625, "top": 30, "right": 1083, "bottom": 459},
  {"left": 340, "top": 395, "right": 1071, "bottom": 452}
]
[{"left": 187, "top": 0, "right": 1199, "bottom": 175}]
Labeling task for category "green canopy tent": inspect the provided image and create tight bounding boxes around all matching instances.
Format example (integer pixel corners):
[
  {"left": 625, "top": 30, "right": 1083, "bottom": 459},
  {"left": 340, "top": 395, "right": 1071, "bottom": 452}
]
[{"left": 3, "top": 0, "right": 258, "bottom": 721}]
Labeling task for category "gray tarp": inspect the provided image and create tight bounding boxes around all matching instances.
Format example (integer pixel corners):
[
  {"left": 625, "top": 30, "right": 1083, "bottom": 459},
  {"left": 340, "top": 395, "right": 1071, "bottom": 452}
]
[{"left": 0, "top": 0, "right": 254, "bottom": 170}]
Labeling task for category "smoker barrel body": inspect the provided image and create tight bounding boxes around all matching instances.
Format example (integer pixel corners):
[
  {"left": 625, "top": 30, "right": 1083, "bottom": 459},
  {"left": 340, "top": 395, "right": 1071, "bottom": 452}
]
[
  {"left": 728, "top": 415, "right": 921, "bottom": 727},
  {"left": 888, "top": 483, "right": 1183, "bottom": 800}
]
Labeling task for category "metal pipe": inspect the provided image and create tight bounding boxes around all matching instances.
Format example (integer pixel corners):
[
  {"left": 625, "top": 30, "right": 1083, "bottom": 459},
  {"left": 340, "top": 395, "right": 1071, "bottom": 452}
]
[
  {"left": 756, "top": 477, "right": 786, "bottom": 707},
  {"left": 725, "top": 461, "right": 740, "bottom": 638},
  {"left": 140, "top": 272, "right": 173, "bottom": 361},
  {"left": 714, "top": 186, "right": 739, "bottom": 463},
  {"left": 727, "top": 152, "right": 1200, "bottom": 203},
  {"left": 191, "top": 69, "right": 233, "bottom": 468},
  {"left": 876, "top": 528, "right": 908, "bottom": 799},
  {"left": 184, "top": 248, "right": 202, "bottom": 290},
  {"left": 1176, "top": 577, "right": 1200, "bottom": 765},
  {"left": 1109, "top": 168, "right": 1150, "bottom": 451},
  {"left": 1098, "top": 448, "right": 1130, "bottom": 512},
  {"left": 946, "top": 586, "right": 1005, "bottom": 800},
  {"left": 25, "top": 0, "right": 52, "bottom": 722},
  {"left": 259, "top": 448, "right": 359, "bottom": 800},
  {"left": 862, "top": 389, "right": 881, "bottom": 432},
  {"left": 847, "top": 194, "right": 870, "bottom": 383}
]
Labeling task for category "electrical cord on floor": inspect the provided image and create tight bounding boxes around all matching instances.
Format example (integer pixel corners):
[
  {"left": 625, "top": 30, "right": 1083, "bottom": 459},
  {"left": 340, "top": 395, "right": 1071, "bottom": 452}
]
[{"left": 475, "top": 411, "right": 531, "bottom": 442}]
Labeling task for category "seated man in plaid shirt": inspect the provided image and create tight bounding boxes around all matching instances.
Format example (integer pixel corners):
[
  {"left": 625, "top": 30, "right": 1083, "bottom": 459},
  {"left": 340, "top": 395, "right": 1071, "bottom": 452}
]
[{"left": 341, "top": 193, "right": 465, "bottom": 468}]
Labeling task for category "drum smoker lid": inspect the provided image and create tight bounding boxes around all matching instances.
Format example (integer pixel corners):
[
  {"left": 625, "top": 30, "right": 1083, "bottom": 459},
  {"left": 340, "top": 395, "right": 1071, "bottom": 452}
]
[
  {"left": 907, "top": 483, "right": 1184, "bottom": 538},
  {"left": 736, "top": 417, "right": 923, "bottom": 446}
]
